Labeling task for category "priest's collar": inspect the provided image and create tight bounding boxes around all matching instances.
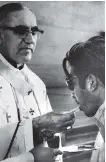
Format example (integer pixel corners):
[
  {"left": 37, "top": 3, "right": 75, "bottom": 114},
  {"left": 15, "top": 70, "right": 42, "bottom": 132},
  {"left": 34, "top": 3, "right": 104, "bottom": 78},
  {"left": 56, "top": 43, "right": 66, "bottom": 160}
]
[{"left": 0, "top": 53, "right": 24, "bottom": 70}]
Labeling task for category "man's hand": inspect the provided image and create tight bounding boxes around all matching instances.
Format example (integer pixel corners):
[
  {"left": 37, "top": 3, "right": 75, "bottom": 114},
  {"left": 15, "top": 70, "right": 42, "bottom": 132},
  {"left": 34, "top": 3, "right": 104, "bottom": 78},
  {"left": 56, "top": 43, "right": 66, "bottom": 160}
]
[
  {"left": 29, "top": 146, "right": 62, "bottom": 162},
  {"left": 33, "top": 111, "right": 75, "bottom": 132}
]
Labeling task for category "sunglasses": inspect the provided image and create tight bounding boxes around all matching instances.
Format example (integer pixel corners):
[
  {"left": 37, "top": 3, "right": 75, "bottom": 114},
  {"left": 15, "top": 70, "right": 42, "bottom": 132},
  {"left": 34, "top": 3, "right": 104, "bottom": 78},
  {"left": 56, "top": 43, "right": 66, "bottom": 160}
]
[{"left": 0, "top": 25, "right": 44, "bottom": 38}]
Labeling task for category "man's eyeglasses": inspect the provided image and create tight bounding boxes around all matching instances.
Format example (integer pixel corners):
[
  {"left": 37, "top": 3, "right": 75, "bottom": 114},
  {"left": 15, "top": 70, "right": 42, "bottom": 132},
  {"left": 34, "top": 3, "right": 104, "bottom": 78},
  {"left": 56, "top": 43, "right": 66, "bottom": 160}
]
[
  {"left": 66, "top": 76, "right": 77, "bottom": 91},
  {"left": 63, "top": 57, "right": 77, "bottom": 91},
  {"left": 0, "top": 25, "right": 44, "bottom": 39}
]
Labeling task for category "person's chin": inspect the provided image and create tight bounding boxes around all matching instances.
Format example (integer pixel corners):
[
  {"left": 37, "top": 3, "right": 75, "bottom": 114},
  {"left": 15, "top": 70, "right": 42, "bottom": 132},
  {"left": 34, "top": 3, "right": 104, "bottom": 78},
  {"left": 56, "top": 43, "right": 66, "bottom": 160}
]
[
  {"left": 79, "top": 105, "right": 96, "bottom": 117},
  {"left": 18, "top": 54, "right": 32, "bottom": 63},
  {"left": 84, "top": 111, "right": 94, "bottom": 117},
  {"left": 22, "top": 51, "right": 32, "bottom": 60},
  {"left": 23, "top": 55, "right": 32, "bottom": 63}
]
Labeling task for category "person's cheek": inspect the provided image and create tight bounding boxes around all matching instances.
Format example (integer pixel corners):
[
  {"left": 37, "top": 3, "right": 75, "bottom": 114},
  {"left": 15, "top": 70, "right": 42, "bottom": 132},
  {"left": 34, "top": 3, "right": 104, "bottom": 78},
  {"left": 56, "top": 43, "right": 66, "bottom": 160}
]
[{"left": 74, "top": 87, "right": 82, "bottom": 103}]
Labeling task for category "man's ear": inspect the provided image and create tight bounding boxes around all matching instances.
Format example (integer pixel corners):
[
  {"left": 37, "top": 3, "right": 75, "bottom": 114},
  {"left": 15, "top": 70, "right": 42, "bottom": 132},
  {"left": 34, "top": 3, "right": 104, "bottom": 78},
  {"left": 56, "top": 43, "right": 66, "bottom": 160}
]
[{"left": 85, "top": 74, "right": 97, "bottom": 92}]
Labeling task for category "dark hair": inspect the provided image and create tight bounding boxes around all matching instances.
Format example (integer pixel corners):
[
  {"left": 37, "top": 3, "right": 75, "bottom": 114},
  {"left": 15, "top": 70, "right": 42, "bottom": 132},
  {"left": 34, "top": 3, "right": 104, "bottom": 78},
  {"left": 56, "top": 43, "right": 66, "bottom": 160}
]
[
  {"left": 99, "top": 31, "right": 105, "bottom": 37},
  {"left": 63, "top": 36, "right": 105, "bottom": 88},
  {"left": 0, "top": 3, "right": 26, "bottom": 25}
]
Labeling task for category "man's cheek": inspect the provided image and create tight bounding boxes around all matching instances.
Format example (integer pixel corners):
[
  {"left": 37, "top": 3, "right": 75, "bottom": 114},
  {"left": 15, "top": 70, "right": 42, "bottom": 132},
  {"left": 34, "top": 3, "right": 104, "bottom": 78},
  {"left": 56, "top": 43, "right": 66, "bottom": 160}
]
[{"left": 75, "top": 88, "right": 82, "bottom": 103}]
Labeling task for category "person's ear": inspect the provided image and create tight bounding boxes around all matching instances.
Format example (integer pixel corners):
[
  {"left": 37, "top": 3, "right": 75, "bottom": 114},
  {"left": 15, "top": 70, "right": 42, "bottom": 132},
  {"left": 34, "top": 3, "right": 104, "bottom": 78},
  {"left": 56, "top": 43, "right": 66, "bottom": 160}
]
[{"left": 85, "top": 74, "right": 97, "bottom": 92}]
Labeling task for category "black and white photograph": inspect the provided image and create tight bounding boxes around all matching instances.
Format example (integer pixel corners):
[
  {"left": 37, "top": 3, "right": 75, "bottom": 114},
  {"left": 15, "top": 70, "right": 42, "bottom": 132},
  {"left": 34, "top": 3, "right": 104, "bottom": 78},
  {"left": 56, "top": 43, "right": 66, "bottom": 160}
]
[{"left": 0, "top": 1, "right": 105, "bottom": 162}]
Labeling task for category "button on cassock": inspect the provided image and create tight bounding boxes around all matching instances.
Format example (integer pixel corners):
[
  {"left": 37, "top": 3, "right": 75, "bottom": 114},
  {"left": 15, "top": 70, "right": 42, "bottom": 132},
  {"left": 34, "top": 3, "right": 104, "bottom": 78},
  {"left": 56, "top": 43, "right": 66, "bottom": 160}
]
[{"left": 29, "top": 108, "right": 35, "bottom": 115}]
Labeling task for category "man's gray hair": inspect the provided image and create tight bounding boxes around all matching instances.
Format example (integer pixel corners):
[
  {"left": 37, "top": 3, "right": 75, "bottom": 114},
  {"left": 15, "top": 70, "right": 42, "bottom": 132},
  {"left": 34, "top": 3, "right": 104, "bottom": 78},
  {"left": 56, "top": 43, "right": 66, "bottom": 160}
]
[{"left": 0, "top": 2, "right": 28, "bottom": 25}]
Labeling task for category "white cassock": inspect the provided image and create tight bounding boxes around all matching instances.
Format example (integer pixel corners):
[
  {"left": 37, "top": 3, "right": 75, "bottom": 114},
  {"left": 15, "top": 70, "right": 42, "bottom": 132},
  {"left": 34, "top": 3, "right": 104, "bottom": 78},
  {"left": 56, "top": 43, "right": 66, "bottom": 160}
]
[{"left": 0, "top": 53, "right": 52, "bottom": 161}]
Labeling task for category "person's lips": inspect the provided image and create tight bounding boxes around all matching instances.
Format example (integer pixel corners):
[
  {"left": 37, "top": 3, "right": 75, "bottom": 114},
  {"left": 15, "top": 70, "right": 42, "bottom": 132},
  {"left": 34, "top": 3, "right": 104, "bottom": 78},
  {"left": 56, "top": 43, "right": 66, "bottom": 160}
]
[
  {"left": 79, "top": 105, "right": 83, "bottom": 111},
  {"left": 79, "top": 104, "right": 87, "bottom": 113},
  {"left": 72, "top": 95, "right": 80, "bottom": 105},
  {"left": 19, "top": 48, "right": 33, "bottom": 53}
]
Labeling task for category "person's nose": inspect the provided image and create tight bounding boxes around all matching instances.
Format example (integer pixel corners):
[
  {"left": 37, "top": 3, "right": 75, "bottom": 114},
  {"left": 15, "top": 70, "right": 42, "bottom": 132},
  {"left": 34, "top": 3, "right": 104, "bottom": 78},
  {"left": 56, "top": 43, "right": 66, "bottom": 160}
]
[
  {"left": 71, "top": 91, "right": 76, "bottom": 99},
  {"left": 71, "top": 91, "right": 79, "bottom": 105},
  {"left": 24, "top": 32, "right": 37, "bottom": 44},
  {"left": 70, "top": 91, "right": 74, "bottom": 96}
]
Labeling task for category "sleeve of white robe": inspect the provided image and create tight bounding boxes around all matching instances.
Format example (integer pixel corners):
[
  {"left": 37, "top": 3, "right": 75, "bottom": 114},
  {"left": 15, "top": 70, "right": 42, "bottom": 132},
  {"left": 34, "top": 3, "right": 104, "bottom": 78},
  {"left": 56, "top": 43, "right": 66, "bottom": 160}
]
[
  {"left": 90, "top": 132, "right": 105, "bottom": 162},
  {"left": 0, "top": 152, "right": 34, "bottom": 162}
]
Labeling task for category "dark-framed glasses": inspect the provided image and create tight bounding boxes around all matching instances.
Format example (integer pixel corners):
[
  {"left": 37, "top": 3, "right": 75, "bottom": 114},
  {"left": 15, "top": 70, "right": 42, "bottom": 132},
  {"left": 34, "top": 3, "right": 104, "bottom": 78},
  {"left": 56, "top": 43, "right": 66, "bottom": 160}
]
[
  {"left": 63, "top": 57, "right": 77, "bottom": 91},
  {"left": 66, "top": 76, "right": 77, "bottom": 91},
  {"left": 0, "top": 25, "right": 44, "bottom": 39}
]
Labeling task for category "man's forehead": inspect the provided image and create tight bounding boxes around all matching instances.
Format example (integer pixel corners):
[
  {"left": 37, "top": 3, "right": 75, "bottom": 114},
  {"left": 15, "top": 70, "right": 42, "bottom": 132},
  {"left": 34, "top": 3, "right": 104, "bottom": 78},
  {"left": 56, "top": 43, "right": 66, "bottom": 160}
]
[{"left": 5, "top": 8, "right": 37, "bottom": 27}]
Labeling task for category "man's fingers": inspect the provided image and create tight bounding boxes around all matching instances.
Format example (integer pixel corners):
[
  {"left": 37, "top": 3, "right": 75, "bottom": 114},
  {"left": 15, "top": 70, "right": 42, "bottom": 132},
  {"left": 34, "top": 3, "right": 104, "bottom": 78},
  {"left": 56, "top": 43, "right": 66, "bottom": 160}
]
[
  {"left": 57, "top": 118, "right": 75, "bottom": 130},
  {"left": 65, "top": 112, "right": 75, "bottom": 121},
  {"left": 53, "top": 149, "right": 63, "bottom": 156},
  {"left": 58, "top": 112, "right": 75, "bottom": 124}
]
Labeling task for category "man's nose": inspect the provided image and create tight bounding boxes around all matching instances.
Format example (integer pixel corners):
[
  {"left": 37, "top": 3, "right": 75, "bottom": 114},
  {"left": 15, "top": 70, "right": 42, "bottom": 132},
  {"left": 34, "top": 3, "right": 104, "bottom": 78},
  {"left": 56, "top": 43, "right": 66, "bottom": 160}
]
[
  {"left": 24, "top": 32, "right": 37, "bottom": 44},
  {"left": 71, "top": 91, "right": 76, "bottom": 98}
]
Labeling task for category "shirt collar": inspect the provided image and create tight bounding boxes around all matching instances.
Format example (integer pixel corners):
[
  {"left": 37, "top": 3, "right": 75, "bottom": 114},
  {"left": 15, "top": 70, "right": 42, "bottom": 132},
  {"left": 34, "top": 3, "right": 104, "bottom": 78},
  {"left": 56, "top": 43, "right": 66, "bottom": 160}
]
[
  {"left": 0, "top": 53, "right": 34, "bottom": 95},
  {"left": 95, "top": 101, "right": 105, "bottom": 121},
  {"left": 0, "top": 53, "right": 24, "bottom": 71}
]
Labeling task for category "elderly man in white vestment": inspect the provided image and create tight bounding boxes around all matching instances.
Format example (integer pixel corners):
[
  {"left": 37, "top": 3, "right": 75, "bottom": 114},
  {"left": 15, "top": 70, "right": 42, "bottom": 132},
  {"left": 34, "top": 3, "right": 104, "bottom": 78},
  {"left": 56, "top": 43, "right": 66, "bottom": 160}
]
[{"left": 0, "top": 2, "right": 75, "bottom": 162}]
